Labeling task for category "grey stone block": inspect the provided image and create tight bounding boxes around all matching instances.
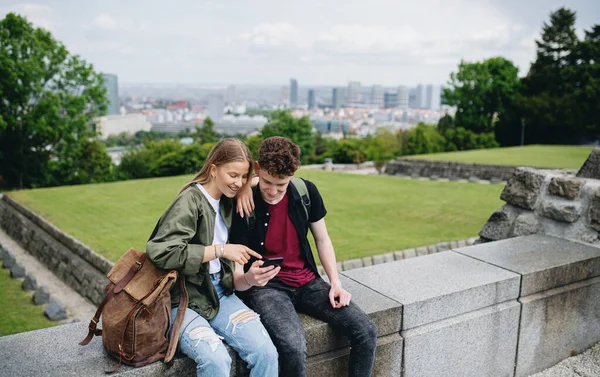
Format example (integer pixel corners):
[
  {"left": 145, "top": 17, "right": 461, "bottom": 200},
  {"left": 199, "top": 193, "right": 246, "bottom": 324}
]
[
  {"left": 416, "top": 246, "right": 428, "bottom": 257},
  {"left": 403, "top": 249, "right": 417, "bottom": 259},
  {"left": 479, "top": 205, "right": 515, "bottom": 241},
  {"left": 427, "top": 245, "right": 437, "bottom": 254},
  {"left": 362, "top": 256, "right": 373, "bottom": 267},
  {"left": 306, "top": 333, "right": 402, "bottom": 377},
  {"left": 33, "top": 286, "right": 50, "bottom": 305},
  {"left": 457, "top": 239, "right": 467, "bottom": 248},
  {"left": 0, "top": 246, "right": 6, "bottom": 260},
  {"left": 341, "top": 258, "right": 363, "bottom": 271},
  {"left": 450, "top": 240, "right": 459, "bottom": 249},
  {"left": 402, "top": 300, "right": 520, "bottom": 377},
  {"left": 468, "top": 176, "right": 479, "bottom": 182},
  {"left": 343, "top": 251, "right": 520, "bottom": 329},
  {"left": 490, "top": 178, "right": 505, "bottom": 184},
  {"left": 548, "top": 176, "right": 585, "bottom": 200},
  {"left": 430, "top": 175, "right": 440, "bottom": 180},
  {"left": 589, "top": 190, "right": 600, "bottom": 231},
  {"left": 577, "top": 147, "right": 600, "bottom": 179},
  {"left": 45, "top": 299, "right": 68, "bottom": 321},
  {"left": 22, "top": 274, "right": 38, "bottom": 291},
  {"left": 383, "top": 252, "right": 394, "bottom": 263},
  {"left": 2, "top": 251, "right": 16, "bottom": 269},
  {"left": 436, "top": 242, "right": 450, "bottom": 252},
  {"left": 336, "top": 261, "right": 342, "bottom": 272},
  {"left": 10, "top": 263, "right": 26, "bottom": 278},
  {"left": 372, "top": 254, "right": 385, "bottom": 265},
  {"left": 501, "top": 167, "right": 545, "bottom": 210},
  {"left": 393, "top": 251, "right": 404, "bottom": 260},
  {"left": 515, "top": 277, "right": 600, "bottom": 377},
  {"left": 511, "top": 213, "right": 540, "bottom": 237},
  {"left": 457, "top": 234, "right": 600, "bottom": 296},
  {"left": 540, "top": 198, "right": 582, "bottom": 223}
]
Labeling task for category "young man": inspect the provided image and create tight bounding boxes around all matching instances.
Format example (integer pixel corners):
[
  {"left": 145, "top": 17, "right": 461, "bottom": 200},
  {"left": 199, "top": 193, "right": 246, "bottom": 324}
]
[{"left": 230, "top": 136, "right": 377, "bottom": 377}]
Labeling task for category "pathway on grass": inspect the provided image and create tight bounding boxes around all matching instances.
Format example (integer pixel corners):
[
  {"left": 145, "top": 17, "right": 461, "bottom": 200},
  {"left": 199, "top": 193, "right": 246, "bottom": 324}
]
[{"left": 0, "top": 228, "right": 96, "bottom": 322}]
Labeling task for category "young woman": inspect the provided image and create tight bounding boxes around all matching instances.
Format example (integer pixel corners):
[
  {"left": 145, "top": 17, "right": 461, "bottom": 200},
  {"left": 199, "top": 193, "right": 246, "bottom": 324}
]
[{"left": 146, "top": 138, "right": 280, "bottom": 377}]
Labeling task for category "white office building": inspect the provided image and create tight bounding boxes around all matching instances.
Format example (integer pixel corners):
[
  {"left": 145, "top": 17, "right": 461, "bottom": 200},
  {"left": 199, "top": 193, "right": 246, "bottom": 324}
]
[
  {"left": 397, "top": 86, "right": 409, "bottom": 109},
  {"left": 96, "top": 113, "right": 152, "bottom": 139}
]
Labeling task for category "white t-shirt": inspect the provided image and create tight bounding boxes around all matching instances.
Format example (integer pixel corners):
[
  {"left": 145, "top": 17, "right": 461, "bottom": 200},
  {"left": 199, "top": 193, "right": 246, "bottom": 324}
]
[{"left": 196, "top": 183, "right": 228, "bottom": 274}]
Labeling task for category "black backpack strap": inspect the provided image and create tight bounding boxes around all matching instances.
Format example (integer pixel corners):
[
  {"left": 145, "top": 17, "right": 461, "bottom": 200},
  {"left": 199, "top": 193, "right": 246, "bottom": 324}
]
[{"left": 291, "top": 177, "right": 310, "bottom": 221}]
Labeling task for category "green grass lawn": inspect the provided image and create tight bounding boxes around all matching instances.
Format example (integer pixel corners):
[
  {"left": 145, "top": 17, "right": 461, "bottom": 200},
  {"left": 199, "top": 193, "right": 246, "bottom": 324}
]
[
  {"left": 0, "top": 267, "right": 57, "bottom": 336},
  {"left": 405, "top": 145, "right": 593, "bottom": 169},
  {"left": 8, "top": 170, "right": 504, "bottom": 262}
]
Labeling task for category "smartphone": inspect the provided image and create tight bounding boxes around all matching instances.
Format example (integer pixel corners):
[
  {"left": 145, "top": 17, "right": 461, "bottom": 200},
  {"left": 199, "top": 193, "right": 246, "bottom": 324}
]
[{"left": 261, "top": 257, "right": 283, "bottom": 268}]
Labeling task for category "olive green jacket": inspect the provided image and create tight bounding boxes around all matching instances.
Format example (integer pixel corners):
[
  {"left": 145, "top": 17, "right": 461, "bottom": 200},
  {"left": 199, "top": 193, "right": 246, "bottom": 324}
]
[{"left": 146, "top": 185, "right": 235, "bottom": 320}]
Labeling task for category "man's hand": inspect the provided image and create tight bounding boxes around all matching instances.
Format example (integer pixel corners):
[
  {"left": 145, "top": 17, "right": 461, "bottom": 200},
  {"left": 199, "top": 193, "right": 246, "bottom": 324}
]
[
  {"left": 235, "top": 184, "right": 255, "bottom": 218},
  {"left": 244, "top": 260, "right": 280, "bottom": 287},
  {"left": 329, "top": 281, "right": 351, "bottom": 308}
]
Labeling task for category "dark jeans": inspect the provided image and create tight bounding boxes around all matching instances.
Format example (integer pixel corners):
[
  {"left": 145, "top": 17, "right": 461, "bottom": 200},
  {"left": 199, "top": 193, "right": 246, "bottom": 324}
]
[{"left": 240, "top": 277, "right": 377, "bottom": 377}]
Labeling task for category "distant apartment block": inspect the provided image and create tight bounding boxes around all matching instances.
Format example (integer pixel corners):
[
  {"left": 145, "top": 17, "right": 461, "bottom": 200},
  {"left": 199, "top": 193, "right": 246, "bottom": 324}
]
[
  {"left": 96, "top": 113, "right": 151, "bottom": 138},
  {"left": 208, "top": 94, "right": 224, "bottom": 121},
  {"left": 415, "top": 84, "right": 426, "bottom": 109},
  {"left": 397, "top": 85, "right": 409, "bottom": 109},
  {"left": 346, "top": 81, "right": 361, "bottom": 104},
  {"left": 426, "top": 84, "right": 441, "bottom": 110},
  {"left": 308, "top": 89, "right": 316, "bottom": 109},
  {"left": 384, "top": 93, "right": 398, "bottom": 109},
  {"left": 332, "top": 88, "right": 345, "bottom": 109},
  {"left": 101, "top": 73, "right": 119, "bottom": 116},
  {"left": 290, "top": 79, "right": 298, "bottom": 106},
  {"left": 370, "top": 85, "right": 384, "bottom": 108},
  {"left": 281, "top": 85, "right": 290, "bottom": 106}
]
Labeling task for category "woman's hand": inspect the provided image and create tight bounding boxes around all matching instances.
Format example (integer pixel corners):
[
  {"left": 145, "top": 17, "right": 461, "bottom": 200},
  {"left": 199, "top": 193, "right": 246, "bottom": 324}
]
[
  {"left": 235, "top": 184, "right": 255, "bottom": 218},
  {"left": 244, "top": 260, "right": 280, "bottom": 287},
  {"left": 223, "top": 244, "right": 261, "bottom": 265}
]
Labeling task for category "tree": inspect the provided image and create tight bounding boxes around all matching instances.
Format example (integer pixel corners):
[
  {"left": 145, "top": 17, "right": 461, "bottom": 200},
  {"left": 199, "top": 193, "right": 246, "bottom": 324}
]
[
  {"left": 520, "top": 8, "right": 584, "bottom": 144},
  {"left": 193, "top": 117, "right": 217, "bottom": 144},
  {"left": 363, "top": 128, "right": 401, "bottom": 173},
  {"left": 0, "top": 13, "right": 107, "bottom": 189},
  {"left": 259, "top": 111, "right": 314, "bottom": 163},
  {"left": 442, "top": 57, "right": 520, "bottom": 134},
  {"left": 51, "top": 138, "right": 113, "bottom": 184}
]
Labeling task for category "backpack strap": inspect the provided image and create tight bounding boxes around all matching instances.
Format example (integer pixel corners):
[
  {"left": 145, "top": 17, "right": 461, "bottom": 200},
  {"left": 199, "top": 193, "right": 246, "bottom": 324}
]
[
  {"left": 164, "top": 277, "right": 188, "bottom": 363},
  {"left": 80, "top": 253, "right": 148, "bottom": 346},
  {"left": 246, "top": 177, "right": 311, "bottom": 228}
]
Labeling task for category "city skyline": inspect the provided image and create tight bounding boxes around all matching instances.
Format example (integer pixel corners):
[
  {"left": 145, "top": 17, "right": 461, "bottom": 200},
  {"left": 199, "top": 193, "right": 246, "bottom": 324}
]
[{"left": 5, "top": 0, "right": 596, "bottom": 86}]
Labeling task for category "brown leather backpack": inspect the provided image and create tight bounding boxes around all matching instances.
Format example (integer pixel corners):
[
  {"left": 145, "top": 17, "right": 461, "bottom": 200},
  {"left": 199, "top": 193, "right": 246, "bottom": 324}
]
[{"left": 80, "top": 248, "right": 188, "bottom": 373}]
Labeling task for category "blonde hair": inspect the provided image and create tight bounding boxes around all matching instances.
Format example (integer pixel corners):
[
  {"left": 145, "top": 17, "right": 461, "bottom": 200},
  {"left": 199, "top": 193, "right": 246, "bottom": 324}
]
[{"left": 180, "top": 138, "right": 253, "bottom": 194}]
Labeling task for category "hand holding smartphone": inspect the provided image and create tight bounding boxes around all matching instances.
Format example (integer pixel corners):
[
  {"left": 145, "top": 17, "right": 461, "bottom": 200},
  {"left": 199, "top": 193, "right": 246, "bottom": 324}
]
[{"left": 261, "top": 257, "right": 283, "bottom": 268}]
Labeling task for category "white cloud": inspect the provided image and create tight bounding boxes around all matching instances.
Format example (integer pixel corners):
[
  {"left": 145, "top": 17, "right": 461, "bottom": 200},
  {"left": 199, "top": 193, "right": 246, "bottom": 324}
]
[
  {"left": 91, "top": 13, "right": 117, "bottom": 31},
  {"left": 236, "top": 22, "right": 302, "bottom": 53},
  {"left": 0, "top": 3, "right": 55, "bottom": 31}
]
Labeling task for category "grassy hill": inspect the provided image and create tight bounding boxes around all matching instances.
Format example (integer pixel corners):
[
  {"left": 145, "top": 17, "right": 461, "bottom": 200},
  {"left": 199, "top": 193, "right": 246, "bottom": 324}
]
[
  {"left": 8, "top": 170, "right": 504, "bottom": 262},
  {"left": 404, "top": 145, "right": 593, "bottom": 169}
]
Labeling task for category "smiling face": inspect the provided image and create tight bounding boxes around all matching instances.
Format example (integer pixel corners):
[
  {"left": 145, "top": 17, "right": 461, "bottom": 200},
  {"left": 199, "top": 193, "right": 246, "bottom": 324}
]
[
  {"left": 210, "top": 161, "right": 251, "bottom": 199},
  {"left": 256, "top": 164, "right": 292, "bottom": 205}
]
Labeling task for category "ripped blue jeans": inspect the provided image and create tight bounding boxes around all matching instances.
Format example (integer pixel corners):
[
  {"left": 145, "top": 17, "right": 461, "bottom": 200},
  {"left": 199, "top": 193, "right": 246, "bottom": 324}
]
[{"left": 171, "top": 273, "right": 278, "bottom": 377}]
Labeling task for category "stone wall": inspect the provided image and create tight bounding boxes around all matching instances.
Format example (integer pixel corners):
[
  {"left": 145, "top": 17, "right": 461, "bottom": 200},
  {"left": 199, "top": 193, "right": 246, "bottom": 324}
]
[
  {"left": 478, "top": 167, "right": 600, "bottom": 245},
  {"left": 0, "top": 195, "right": 110, "bottom": 305},
  {"left": 2, "top": 234, "right": 599, "bottom": 377},
  {"left": 385, "top": 157, "right": 535, "bottom": 181}
]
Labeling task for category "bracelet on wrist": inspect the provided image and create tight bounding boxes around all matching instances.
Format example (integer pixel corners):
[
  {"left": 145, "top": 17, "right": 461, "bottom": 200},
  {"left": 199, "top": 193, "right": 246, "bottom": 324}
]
[
  {"left": 243, "top": 272, "right": 253, "bottom": 287},
  {"left": 214, "top": 244, "right": 218, "bottom": 260},
  {"left": 219, "top": 244, "right": 225, "bottom": 258}
]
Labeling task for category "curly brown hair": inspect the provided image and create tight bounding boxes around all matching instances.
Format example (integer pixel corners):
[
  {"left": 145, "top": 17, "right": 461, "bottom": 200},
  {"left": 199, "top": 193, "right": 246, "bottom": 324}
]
[{"left": 258, "top": 136, "right": 301, "bottom": 177}]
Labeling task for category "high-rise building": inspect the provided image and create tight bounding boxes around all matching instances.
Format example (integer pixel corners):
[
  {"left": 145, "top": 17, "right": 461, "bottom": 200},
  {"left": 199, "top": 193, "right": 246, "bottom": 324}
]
[
  {"left": 370, "top": 85, "right": 384, "bottom": 108},
  {"left": 101, "top": 73, "right": 119, "bottom": 116},
  {"left": 281, "top": 86, "right": 290, "bottom": 106},
  {"left": 384, "top": 93, "right": 398, "bottom": 109},
  {"left": 415, "top": 84, "right": 426, "bottom": 109},
  {"left": 397, "top": 85, "right": 409, "bottom": 109},
  {"left": 426, "top": 84, "right": 441, "bottom": 110},
  {"left": 289, "top": 79, "right": 298, "bottom": 107},
  {"left": 346, "top": 81, "right": 361, "bottom": 104},
  {"left": 308, "top": 89, "right": 316, "bottom": 109},
  {"left": 332, "top": 88, "right": 345, "bottom": 109},
  {"left": 208, "top": 94, "right": 224, "bottom": 121}
]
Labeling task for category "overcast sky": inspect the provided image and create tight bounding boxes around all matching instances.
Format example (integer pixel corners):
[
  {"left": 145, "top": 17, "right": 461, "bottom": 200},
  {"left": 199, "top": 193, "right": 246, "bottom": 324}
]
[{"left": 1, "top": 0, "right": 598, "bottom": 87}]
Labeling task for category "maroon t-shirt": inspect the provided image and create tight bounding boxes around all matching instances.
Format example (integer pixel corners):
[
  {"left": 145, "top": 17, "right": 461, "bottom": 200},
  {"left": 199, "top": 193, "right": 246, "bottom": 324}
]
[{"left": 264, "top": 194, "right": 316, "bottom": 287}]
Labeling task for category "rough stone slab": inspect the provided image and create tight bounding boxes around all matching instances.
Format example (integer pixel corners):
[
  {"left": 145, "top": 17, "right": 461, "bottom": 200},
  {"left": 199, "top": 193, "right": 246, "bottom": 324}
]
[
  {"left": 343, "top": 251, "right": 520, "bottom": 329},
  {"left": 402, "top": 300, "right": 520, "bottom": 377},
  {"left": 456, "top": 234, "right": 600, "bottom": 296},
  {"left": 403, "top": 249, "right": 416, "bottom": 259},
  {"left": 427, "top": 245, "right": 437, "bottom": 254},
  {"left": 501, "top": 167, "right": 545, "bottom": 210},
  {"left": 511, "top": 213, "right": 540, "bottom": 237},
  {"left": 10, "top": 262, "right": 26, "bottom": 278},
  {"left": 22, "top": 274, "right": 38, "bottom": 291},
  {"left": 457, "top": 239, "right": 467, "bottom": 248},
  {"left": 33, "top": 286, "right": 50, "bottom": 305},
  {"left": 306, "top": 333, "right": 402, "bottom": 377},
  {"left": 372, "top": 254, "right": 385, "bottom": 265},
  {"left": 576, "top": 148, "right": 600, "bottom": 179},
  {"left": 416, "top": 246, "right": 428, "bottom": 257},
  {"left": 0, "top": 246, "right": 6, "bottom": 260},
  {"left": 383, "top": 252, "right": 394, "bottom": 263},
  {"left": 393, "top": 251, "right": 404, "bottom": 260},
  {"left": 540, "top": 198, "right": 582, "bottom": 223},
  {"left": 589, "top": 190, "right": 600, "bottom": 231},
  {"left": 437, "top": 242, "right": 450, "bottom": 252},
  {"left": 515, "top": 277, "right": 600, "bottom": 377},
  {"left": 336, "top": 261, "right": 342, "bottom": 272},
  {"left": 479, "top": 205, "right": 517, "bottom": 241},
  {"left": 548, "top": 176, "right": 585, "bottom": 200},
  {"left": 341, "top": 258, "right": 363, "bottom": 271},
  {"left": 45, "top": 299, "right": 69, "bottom": 321},
  {"left": 2, "top": 251, "right": 16, "bottom": 269},
  {"left": 362, "top": 256, "right": 373, "bottom": 267}
]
